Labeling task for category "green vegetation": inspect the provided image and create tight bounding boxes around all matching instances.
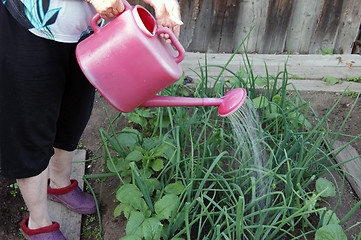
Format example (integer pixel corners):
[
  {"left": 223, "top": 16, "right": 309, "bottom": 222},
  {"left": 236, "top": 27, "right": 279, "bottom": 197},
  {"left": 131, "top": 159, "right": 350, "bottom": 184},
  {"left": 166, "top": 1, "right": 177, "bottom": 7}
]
[{"left": 83, "top": 42, "right": 361, "bottom": 239}]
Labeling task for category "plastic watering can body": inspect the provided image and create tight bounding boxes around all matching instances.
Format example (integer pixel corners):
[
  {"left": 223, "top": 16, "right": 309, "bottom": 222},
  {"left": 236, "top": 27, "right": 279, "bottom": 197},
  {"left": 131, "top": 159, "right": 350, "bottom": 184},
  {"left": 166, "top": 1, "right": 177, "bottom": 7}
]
[
  {"left": 76, "top": 1, "right": 185, "bottom": 113},
  {"left": 76, "top": 0, "right": 247, "bottom": 117}
]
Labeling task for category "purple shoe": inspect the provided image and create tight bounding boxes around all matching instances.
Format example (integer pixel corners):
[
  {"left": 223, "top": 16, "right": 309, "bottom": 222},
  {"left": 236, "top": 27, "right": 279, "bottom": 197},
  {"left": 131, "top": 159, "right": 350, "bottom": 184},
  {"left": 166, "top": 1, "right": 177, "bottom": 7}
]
[
  {"left": 20, "top": 217, "right": 66, "bottom": 240},
  {"left": 47, "top": 179, "right": 96, "bottom": 214}
]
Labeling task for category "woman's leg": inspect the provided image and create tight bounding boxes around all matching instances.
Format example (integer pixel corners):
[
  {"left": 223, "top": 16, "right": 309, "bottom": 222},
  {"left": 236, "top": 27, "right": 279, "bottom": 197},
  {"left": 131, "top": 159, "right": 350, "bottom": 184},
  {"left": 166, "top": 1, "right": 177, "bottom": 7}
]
[
  {"left": 16, "top": 168, "right": 52, "bottom": 229},
  {"left": 49, "top": 148, "right": 73, "bottom": 189}
]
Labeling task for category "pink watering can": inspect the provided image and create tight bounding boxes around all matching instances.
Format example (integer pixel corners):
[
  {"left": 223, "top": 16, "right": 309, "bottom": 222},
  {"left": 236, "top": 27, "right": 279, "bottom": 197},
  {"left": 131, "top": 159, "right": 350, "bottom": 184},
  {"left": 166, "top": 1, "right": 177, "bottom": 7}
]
[{"left": 76, "top": 0, "right": 247, "bottom": 117}]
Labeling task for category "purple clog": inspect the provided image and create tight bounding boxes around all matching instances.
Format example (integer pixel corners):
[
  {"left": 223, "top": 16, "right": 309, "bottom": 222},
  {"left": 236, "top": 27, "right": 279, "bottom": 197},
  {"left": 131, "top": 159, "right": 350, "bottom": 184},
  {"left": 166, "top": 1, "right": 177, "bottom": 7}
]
[
  {"left": 21, "top": 217, "right": 66, "bottom": 240},
  {"left": 47, "top": 179, "right": 96, "bottom": 214}
]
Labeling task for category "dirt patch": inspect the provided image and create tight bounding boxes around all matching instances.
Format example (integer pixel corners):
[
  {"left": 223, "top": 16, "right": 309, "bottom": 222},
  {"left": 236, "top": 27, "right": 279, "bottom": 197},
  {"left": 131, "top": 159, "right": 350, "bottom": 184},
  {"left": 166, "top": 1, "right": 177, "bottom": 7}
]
[
  {"left": 0, "top": 176, "right": 27, "bottom": 239},
  {"left": 1, "top": 91, "right": 360, "bottom": 239}
]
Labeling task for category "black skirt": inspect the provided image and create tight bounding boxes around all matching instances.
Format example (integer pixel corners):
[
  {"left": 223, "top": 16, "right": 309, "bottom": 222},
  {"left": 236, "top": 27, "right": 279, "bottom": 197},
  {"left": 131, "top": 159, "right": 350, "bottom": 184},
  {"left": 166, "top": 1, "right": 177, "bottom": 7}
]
[{"left": 0, "top": 4, "right": 95, "bottom": 179}]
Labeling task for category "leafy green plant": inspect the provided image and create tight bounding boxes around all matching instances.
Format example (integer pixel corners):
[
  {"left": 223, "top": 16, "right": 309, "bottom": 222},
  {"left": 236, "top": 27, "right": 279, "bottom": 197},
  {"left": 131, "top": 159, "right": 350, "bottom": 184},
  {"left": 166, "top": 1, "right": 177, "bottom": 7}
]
[
  {"left": 346, "top": 76, "right": 361, "bottom": 83},
  {"left": 346, "top": 90, "right": 359, "bottom": 98},
  {"left": 82, "top": 215, "right": 102, "bottom": 239},
  {"left": 321, "top": 48, "right": 334, "bottom": 55},
  {"left": 322, "top": 76, "right": 342, "bottom": 86},
  {"left": 9, "top": 183, "right": 19, "bottom": 197}
]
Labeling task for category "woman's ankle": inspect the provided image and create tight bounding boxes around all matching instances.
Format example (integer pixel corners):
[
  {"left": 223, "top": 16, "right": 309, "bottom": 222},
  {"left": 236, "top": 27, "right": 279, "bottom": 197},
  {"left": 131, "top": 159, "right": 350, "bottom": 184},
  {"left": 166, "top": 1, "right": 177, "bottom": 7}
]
[
  {"left": 49, "top": 178, "right": 72, "bottom": 189},
  {"left": 28, "top": 215, "right": 52, "bottom": 230}
]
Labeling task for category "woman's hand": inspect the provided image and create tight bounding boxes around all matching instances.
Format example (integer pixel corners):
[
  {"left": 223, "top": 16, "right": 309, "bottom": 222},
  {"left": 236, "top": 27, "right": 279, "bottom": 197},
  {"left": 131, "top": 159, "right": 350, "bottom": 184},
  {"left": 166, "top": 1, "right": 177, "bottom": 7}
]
[
  {"left": 87, "top": 0, "right": 125, "bottom": 20},
  {"left": 143, "top": 0, "right": 183, "bottom": 41}
]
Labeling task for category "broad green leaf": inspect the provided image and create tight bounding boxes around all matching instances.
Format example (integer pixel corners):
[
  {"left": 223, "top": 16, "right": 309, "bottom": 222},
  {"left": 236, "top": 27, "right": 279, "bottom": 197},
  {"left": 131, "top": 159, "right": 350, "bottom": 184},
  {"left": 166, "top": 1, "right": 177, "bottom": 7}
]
[
  {"left": 227, "top": 77, "right": 237, "bottom": 84},
  {"left": 272, "top": 94, "right": 282, "bottom": 105},
  {"left": 304, "top": 193, "right": 317, "bottom": 215},
  {"left": 315, "top": 224, "right": 346, "bottom": 240},
  {"left": 137, "top": 108, "right": 154, "bottom": 118},
  {"left": 237, "top": 69, "right": 250, "bottom": 79},
  {"left": 150, "top": 159, "right": 164, "bottom": 171},
  {"left": 128, "top": 113, "right": 147, "bottom": 128},
  {"left": 126, "top": 211, "right": 145, "bottom": 237},
  {"left": 115, "top": 184, "right": 143, "bottom": 204},
  {"left": 179, "top": 89, "right": 190, "bottom": 96},
  {"left": 289, "top": 112, "right": 312, "bottom": 129},
  {"left": 107, "top": 158, "right": 129, "bottom": 173},
  {"left": 142, "top": 217, "right": 163, "bottom": 240},
  {"left": 154, "top": 194, "right": 179, "bottom": 220},
  {"left": 150, "top": 146, "right": 167, "bottom": 158},
  {"left": 316, "top": 178, "right": 336, "bottom": 197},
  {"left": 254, "top": 77, "right": 267, "bottom": 86},
  {"left": 144, "top": 178, "right": 160, "bottom": 196},
  {"left": 120, "top": 235, "right": 142, "bottom": 240},
  {"left": 125, "top": 150, "right": 144, "bottom": 162},
  {"left": 150, "top": 115, "right": 171, "bottom": 128},
  {"left": 321, "top": 210, "right": 340, "bottom": 226},
  {"left": 133, "top": 198, "right": 147, "bottom": 212},
  {"left": 252, "top": 96, "right": 269, "bottom": 109},
  {"left": 117, "top": 129, "right": 140, "bottom": 149},
  {"left": 322, "top": 76, "right": 342, "bottom": 86},
  {"left": 165, "top": 181, "right": 185, "bottom": 195},
  {"left": 264, "top": 104, "right": 280, "bottom": 119},
  {"left": 143, "top": 138, "right": 156, "bottom": 151},
  {"left": 161, "top": 139, "right": 176, "bottom": 160},
  {"left": 297, "top": 114, "right": 312, "bottom": 129},
  {"left": 114, "top": 202, "right": 135, "bottom": 219},
  {"left": 114, "top": 203, "right": 122, "bottom": 218}
]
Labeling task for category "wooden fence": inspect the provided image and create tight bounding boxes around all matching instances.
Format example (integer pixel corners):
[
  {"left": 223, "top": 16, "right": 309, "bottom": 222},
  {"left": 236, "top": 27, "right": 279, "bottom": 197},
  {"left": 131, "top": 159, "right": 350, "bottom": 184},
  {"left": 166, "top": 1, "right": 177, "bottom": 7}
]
[{"left": 129, "top": 0, "right": 361, "bottom": 54}]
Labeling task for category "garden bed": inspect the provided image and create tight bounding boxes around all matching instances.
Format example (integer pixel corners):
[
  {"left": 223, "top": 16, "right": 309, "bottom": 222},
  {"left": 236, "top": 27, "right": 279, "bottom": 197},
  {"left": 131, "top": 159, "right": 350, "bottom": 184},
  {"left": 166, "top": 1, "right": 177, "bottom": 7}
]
[
  {"left": 0, "top": 90, "right": 360, "bottom": 240},
  {"left": 80, "top": 90, "right": 361, "bottom": 240}
]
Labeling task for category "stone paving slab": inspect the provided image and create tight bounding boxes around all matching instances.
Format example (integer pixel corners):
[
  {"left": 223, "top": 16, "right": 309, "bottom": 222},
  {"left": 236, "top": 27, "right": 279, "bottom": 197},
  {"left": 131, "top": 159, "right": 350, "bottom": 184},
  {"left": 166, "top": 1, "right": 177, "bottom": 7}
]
[{"left": 48, "top": 149, "right": 86, "bottom": 240}]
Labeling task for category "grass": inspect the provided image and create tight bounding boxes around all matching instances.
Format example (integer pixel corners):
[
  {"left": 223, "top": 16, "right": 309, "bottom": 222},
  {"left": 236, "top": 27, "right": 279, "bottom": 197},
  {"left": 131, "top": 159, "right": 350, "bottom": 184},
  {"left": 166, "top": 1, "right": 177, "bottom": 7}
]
[{"left": 83, "top": 41, "right": 361, "bottom": 239}]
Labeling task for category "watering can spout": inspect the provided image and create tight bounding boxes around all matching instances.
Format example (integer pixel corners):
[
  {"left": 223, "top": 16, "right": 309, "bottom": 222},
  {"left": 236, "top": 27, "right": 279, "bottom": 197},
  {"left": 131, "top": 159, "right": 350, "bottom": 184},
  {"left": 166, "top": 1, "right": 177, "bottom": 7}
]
[{"left": 139, "top": 88, "right": 247, "bottom": 117}]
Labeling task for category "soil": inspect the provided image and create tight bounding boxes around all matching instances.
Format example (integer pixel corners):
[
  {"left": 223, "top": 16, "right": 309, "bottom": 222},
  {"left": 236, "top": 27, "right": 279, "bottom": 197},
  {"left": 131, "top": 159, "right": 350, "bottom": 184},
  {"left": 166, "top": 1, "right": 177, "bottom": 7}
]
[{"left": 1, "top": 90, "right": 360, "bottom": 240}]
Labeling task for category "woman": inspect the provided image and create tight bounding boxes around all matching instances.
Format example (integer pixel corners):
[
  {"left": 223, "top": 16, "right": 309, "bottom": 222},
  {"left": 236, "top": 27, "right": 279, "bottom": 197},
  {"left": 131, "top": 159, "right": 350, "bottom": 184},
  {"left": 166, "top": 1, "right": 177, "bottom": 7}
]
[{"left": 0, "top": 0, "right": 182, "bottom": 239}]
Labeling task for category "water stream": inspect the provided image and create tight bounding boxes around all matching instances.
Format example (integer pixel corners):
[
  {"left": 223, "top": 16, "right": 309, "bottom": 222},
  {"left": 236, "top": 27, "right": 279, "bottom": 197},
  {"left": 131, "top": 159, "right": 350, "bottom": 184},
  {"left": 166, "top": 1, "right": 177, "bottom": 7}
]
[{"left": 228, "top": 97, "right": 269, "bottom": 204}]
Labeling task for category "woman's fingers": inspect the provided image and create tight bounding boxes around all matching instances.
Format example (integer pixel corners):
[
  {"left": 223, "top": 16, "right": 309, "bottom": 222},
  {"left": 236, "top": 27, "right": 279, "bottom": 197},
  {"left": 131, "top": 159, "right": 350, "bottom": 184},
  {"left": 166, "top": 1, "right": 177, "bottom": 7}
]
[{"left": 89, "top": 0, "right": 125, "bottom": 20}]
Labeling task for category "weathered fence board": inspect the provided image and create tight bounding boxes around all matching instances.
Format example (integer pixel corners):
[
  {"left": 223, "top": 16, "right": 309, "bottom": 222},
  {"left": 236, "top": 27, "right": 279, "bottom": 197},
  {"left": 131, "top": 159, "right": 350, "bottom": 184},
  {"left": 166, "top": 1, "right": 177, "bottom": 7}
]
[
  {"left": 335, "top": 0, "right": 361, "bottom": 54},
  {"left": 234, "top": 0, "right": 269, "bottom": 52},
  {"left": 285, "top": 0, "right": 323, "bottom": 53},
  {"left": 259, "top": 0, "right": 294, "bottom": 53},
  {"left": 308, "top": 0, "right": 345, "bottom": 53}
]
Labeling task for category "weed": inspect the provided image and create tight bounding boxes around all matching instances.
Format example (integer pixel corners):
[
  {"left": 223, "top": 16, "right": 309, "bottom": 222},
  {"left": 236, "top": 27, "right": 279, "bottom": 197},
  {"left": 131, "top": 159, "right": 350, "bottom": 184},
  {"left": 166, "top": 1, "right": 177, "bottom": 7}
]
[
  {"left": 82, "top": 215, "right": 102, "bottom": 239},
  {"left": 321, "top": 48, "right": 334, "bottom": 55},
  {"left": 346, "top": 90, "right": 359, "bottom": 98},
  {"left": 322, "top": 76, "right": 342, "bottom": 86},
  {"left": 346, "top": 76, "right": 361, "bottom": 83},
  {"left": 78, "top": 142, "right": 83, "bottom": 148},
  {"left": 21, "top": 205, "right": 28, "bottom": 212},
  {"left": 9, "top": 183, "right": 19, "bottom": 197}
]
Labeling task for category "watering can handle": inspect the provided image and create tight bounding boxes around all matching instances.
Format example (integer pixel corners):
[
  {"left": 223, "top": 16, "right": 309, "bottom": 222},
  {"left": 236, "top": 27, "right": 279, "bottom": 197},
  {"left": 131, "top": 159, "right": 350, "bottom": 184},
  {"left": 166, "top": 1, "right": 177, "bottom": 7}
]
[
  {"left": 90, "top": 0, "right": 133, "bottom": 32},
  {"left": 156, "top": 27, "right": 185, "bottom": 64}
]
